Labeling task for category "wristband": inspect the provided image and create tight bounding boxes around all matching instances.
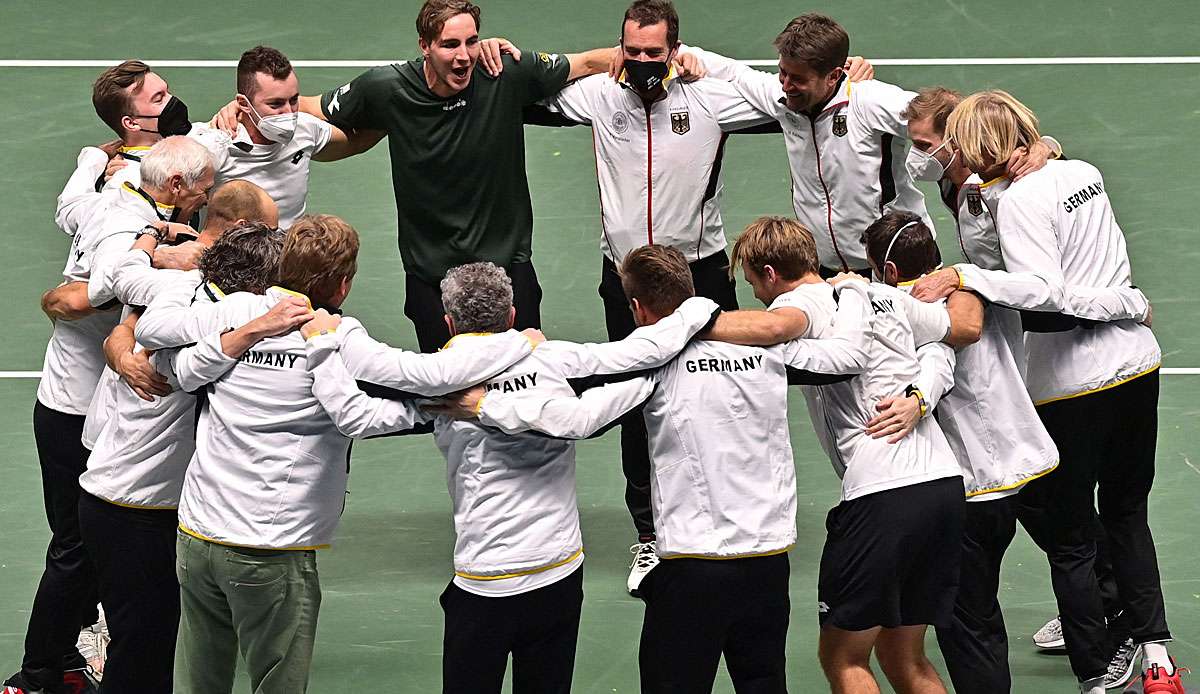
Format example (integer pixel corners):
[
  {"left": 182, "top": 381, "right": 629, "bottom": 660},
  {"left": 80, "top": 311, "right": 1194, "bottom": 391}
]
[{"left": 904, "top": 384, "right": 928, "bottom": 418}]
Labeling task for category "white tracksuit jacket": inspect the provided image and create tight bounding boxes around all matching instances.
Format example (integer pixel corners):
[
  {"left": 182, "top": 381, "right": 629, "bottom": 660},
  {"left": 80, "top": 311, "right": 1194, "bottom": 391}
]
[
  {"left": 693, "top": 48, "right": 931, "bottom": 271},
  {"left": 38, "top": 184, "right": 167, "bottom": 416},
  {"left": 80, "top": 263, "right": 212, "bottom": 508},
  {"left": 141, "top": 287, "right": 536, "bottom": 549},
  {"left": 480, "top": 283, "right": 874, "bottom": 559},
  {"left": 544, "top": 70, "right": 773, "bottom": 263},
  {"left": 304, "top": 296, "right": 719, "bottom": 585},
  {"left": 954, "top": 160, "right": 1159, "bottom": 404}
]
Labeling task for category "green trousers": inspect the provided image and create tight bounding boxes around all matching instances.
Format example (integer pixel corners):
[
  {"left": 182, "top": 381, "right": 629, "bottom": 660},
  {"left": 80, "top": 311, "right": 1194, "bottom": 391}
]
[{"left": 174, "top": 531, "right": 322, "bottom": 693}]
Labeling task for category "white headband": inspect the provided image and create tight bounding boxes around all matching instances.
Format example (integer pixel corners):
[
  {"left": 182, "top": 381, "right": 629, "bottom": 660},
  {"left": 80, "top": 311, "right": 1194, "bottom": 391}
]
[{"left": 882, "top": 220, "right": 922, "bottom": 271}]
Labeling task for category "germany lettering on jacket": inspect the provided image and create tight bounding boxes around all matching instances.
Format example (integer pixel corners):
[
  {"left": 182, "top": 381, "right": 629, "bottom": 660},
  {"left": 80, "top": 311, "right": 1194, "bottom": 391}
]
[
  {"left": 684, "top": 354, "right": 764, "bottom": 373},
  {"left": 239, "top": 350, "right": 301, "bottom": 369},
  {"left": 871, "top": 297, "right": 895, "bottom": 315},
  {"left": 485, "top": 373, "right": 538, "bottom": 394},
  {"left": 1063, "top": 181, "right": 1104, "bottom": 213}
]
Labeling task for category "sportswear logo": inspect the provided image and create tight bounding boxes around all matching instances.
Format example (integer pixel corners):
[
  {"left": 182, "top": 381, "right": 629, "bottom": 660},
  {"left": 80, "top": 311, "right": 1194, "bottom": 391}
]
[
  {"left": 443, "top": 98, "right": 467, "bottom": 111},
  {"left": 670, "top": 111, "right": 690, "bottom": 135},
  {"left": 832, "top": 114, "right": 847, "bottom": 137},
  {"left": 967, "top": 190, "right": 983, "bottom": 216},
  {"left": 818, "top": 601, "right": 830, "bottom": 613},
  {"left": 611, "top": 111, "right": 630, "bottom": 134},
  {"left": 291, "top": 151, "right": 305, "bottom": 165},
  {"left": 327, "top": 83, "right": 351, "bottom": 114}
]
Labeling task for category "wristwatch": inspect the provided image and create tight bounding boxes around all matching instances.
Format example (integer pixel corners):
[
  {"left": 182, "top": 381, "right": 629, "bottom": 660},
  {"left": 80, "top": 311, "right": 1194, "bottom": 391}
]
[
  {"left": 904, "top": 384, "right": 928, "bottom": 418},
  {"left": 137, "top": 222, "right": 166, "bottom": 242}
]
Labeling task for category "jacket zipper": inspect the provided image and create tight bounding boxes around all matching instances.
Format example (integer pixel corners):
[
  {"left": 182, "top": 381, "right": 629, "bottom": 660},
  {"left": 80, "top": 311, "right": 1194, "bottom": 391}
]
[
  {"left": 645, "top": 104, "right": 654, "bottom": 245},
  {"left": 809, "top": 116, "right": 847, "bottom": 271}
]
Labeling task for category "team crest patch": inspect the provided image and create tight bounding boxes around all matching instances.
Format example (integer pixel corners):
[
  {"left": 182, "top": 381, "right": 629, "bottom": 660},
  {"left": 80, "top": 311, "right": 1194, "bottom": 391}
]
[
  {"left": 832, "top": 114, "right": 847, "bottom": 137},
  {"left": 670, "top": 111, "right": 690, "bottom": 135},
  {"left": 611, "top": 111, "right": 630, "bottom": 134},
  {"left": 967, "top": 190, "right": 984, "bottom": 216}
]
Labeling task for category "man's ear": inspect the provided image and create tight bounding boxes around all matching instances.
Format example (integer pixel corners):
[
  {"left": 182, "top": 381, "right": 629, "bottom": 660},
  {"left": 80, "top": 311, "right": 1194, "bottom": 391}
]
[
  {"left": 419, "top": 37, "right": 431, "bottom": 58},
  {"left": 763, "top": 264, "right": 779, "bottom": 285},
  {"left": 506, "top": 305, "right": 516, "bottom": 329},
  {"left": 883, "top": 261, "right": 899, "bottom": 286},
  {"left": 444, "top": 313, "right": 455, "bottom": 336}
]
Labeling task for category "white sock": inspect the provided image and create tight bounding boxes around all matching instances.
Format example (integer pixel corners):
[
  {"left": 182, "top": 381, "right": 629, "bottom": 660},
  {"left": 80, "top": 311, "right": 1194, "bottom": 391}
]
[
  {"left": 1143, "top": 641, "right": 1174, "bottom": 675},
  {"left": 1080, "top": 676, "right": 1105, "bottom": 694}
]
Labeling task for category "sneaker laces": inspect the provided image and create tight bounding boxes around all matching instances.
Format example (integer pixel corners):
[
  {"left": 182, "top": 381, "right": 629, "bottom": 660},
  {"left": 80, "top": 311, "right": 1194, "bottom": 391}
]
[
  {"left": 1108, "top": 639, "right": 1138, "bottom": 679},
  {"left": 629, "top": 541, "right": 658, "bottom": 570}
]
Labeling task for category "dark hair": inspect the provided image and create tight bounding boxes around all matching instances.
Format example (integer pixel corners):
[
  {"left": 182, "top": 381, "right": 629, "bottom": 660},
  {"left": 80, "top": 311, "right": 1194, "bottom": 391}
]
[
  {"left": 237, "top": 46, "right": 293, "bottom": 98},
  {"left": 620, "top": 244, "right": 695, "bottom": 316},
  {"left": 416, "top": 0, "right": 481, "bottom": 44},
  {"left": 773, "top": 13, "right": 849, "bottom": 75},
  {"left": 199, "top": 221, "right": 285, "bottom": 295},
  {"left": 92, "top": 60, "right": 152, "bottom": 137},
  {"left": 861, "top": 212, "right": 941, "bottom": 281},
  {"left": 623, "top": 0, "right": 679, "bottom": 46}
]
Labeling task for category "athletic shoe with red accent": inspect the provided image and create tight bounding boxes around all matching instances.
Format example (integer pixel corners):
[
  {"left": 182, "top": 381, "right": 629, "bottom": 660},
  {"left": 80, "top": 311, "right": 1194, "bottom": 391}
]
[{"left": 1140, "top": 659, "right": 1187, "bottom": 694}]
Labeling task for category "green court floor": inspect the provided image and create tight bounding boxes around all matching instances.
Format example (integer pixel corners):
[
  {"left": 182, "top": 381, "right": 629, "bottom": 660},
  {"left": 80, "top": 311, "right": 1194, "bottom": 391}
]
[{"left": 1, "top": 1, "right": 1197, "bottom": 691}]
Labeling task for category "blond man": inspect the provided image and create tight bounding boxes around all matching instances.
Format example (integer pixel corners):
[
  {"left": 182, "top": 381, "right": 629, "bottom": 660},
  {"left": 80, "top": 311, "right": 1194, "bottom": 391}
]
[{"left": 913, "top": 91, "right": 1175, "bottom": 694}]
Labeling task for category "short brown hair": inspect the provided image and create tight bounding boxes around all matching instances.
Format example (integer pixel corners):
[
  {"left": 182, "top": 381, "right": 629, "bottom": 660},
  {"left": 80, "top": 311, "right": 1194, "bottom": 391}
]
[
  {"left": 623, "top": 0, "right": 679, "bottom": 47},
  {"left": 278, "top": 214, "right": 360, "bottom": 305},
  {"left": 416, "top": 0, "right": 481, "bottom": 44},
  {"left": 730, "top": 216, "right": 819, "bottom": 281},
  {"left": 902, "top": 86, "right": 963, "bottom": 136},
  {"left": 237, "top": 46, "right": 293, "bottom": 98},
  {"left": 861, "top": 212, "right": 940, "bottom": 281},
  {"left": 774, "top": 13, "right": 849, "bottom": 75},
  {"left": 204, "top": 180, "right": 275, "bottom": 231},
  {"left": 92, "top": 60, "right": 151, "bottom": 137},
  {"left": 620, "top": 244, "right": 694, "bottom": 317}
]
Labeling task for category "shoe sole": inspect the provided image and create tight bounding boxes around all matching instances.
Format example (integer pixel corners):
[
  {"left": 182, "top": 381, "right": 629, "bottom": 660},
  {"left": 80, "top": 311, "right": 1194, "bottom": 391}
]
[
  {"left": 1121, "top": 683, "right": 1196, "bottom": 693},
  {"left": 1034, "top": 638, "right": 1067, "bottom": 650}
]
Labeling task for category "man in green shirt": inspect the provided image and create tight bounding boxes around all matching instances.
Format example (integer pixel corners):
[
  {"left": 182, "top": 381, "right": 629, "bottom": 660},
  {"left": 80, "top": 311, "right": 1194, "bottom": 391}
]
[{"left": 295, "top": 0, "right": 614, "bottom": 351}]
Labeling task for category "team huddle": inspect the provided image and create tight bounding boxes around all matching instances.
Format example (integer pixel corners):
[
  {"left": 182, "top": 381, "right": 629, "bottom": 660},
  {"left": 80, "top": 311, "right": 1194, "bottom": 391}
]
[{"left": 5, "top": 0, "right": 1184, "bottom": 693}]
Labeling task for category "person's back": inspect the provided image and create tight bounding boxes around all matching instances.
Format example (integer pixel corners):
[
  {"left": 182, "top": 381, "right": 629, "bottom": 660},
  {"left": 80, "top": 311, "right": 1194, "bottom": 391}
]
[
  {"left": 807, "top": 282, "right": 960, "bottom": 500},
  {"left": 641, "top": 338, "right": 797, "bottom": 557}
]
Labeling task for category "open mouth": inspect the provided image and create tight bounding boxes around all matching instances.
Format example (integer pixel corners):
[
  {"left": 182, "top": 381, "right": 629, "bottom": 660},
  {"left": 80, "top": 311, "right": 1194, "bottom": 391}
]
[{"left": 451, "top": 65, "right": 470, "bottom": 80}]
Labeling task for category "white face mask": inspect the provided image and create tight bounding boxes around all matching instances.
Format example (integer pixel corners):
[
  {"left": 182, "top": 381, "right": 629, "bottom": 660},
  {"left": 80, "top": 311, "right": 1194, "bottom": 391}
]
[
  {"left": 905, "top": 139, "right": 955, "bottom": 182},
  {"left": 243, "top": 97, "right": 298, "bottom": 144}
]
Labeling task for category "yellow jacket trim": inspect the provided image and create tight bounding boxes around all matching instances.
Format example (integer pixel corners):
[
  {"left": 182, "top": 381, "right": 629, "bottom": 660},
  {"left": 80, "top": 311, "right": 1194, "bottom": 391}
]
[
  {"left": 117, "top": 145, "right": 152, "bottom": 153},
  {"left": 441, "top": 331, "right": 494, "bottom": 351},
  {"left": 272, "top": 286, "right": 313, "bottom": 309},
  {"left": 965, "top": 460, "right": 1059, "bottom": 498},
  {"left": 662, "top": 544, "right": 793, "bottom": 561},
  {"left": 178, "top": 523, "right": 329, "bottom": 551},
  {"left": 120, "top": 182, "right": 174, "bottom": 211},
  {"left": 1033, "top": 364, "right": 1160, "bottom": 407},
  {"left": 979, "top": 175, "right": 1006, "bottom": 189},
  {"left": 454, "top": 547, "right": 583, "bottom": 581}
]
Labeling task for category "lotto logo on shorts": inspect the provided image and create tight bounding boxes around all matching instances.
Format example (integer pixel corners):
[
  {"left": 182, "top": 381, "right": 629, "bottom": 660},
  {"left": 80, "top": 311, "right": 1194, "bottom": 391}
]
[{"left": 818, "top": 601, "right": 831, "bottom": 614}]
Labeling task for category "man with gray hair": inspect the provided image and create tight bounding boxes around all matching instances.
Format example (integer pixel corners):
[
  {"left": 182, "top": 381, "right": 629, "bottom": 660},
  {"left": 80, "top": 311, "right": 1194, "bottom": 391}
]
[
  {"left": 297, "top": 261, "right": 723, "bottom": 694},
  {"left": 7, "top": 134, "right": 214, "bottom": 694}
]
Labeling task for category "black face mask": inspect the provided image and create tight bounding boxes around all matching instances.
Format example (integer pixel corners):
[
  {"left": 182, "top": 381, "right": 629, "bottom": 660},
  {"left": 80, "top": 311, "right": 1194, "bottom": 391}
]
[
  {"left": 621, "top": 58, "right": 669, "bottom": 94},
  {"left": 131, "top": 96, "right": 192, "bottom": 136}
]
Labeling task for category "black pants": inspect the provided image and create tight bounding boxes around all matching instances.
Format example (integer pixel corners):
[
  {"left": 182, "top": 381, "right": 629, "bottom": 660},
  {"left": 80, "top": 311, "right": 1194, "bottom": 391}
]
[
  {"left": 638, "top": 554, "right": 789, "bottom": 693},
  {"left": 77, "top": 492, "right": 179, "bottom": 694},
  {"left": 936, "top": 495, "right": 1019, "bottom": 694},
  {"left": 439, "top": 568, "right": 583, "bottom": 694},
  {"left": 599, "top": 251, "right": 739, "bottom": 537},
  {"left": 1016, "top": 371, "right": 1169, "bottom": 682},
  {"left": 19, "top": 402, "right": 99, "bottom": 688},
  {"left": 404, "top": 261, "right": 543, "bottom": 354}
]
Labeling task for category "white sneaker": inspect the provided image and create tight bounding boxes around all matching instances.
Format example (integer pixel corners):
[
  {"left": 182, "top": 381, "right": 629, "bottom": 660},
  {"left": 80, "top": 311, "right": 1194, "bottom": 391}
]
[
  {"left": 1034, "top": 615, "right": 1066, "bottom": 650},
  {"left": 627, "top": 541, "right": 659, "bottom": 597},
  {"left": 1103, "top": 638, "right": 1142, "bottom": 690},
  {"left": 76, "top": 607, "right": 109, "bottom": 681}
]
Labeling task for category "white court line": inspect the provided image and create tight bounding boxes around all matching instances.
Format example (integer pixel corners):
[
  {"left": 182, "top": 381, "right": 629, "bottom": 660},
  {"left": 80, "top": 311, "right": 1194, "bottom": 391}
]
[
  {"left": 0, "top": 57, "right": 1198, "bottom": 69},
  {"left": 2, "top": 368, "right": 1200, "bottom": 379}
]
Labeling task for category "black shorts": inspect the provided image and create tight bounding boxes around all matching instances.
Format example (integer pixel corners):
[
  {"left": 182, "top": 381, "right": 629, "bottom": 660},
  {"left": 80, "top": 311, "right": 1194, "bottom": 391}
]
[{"left": 817, "top": 476, "right": 965, "bottom": 631}]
